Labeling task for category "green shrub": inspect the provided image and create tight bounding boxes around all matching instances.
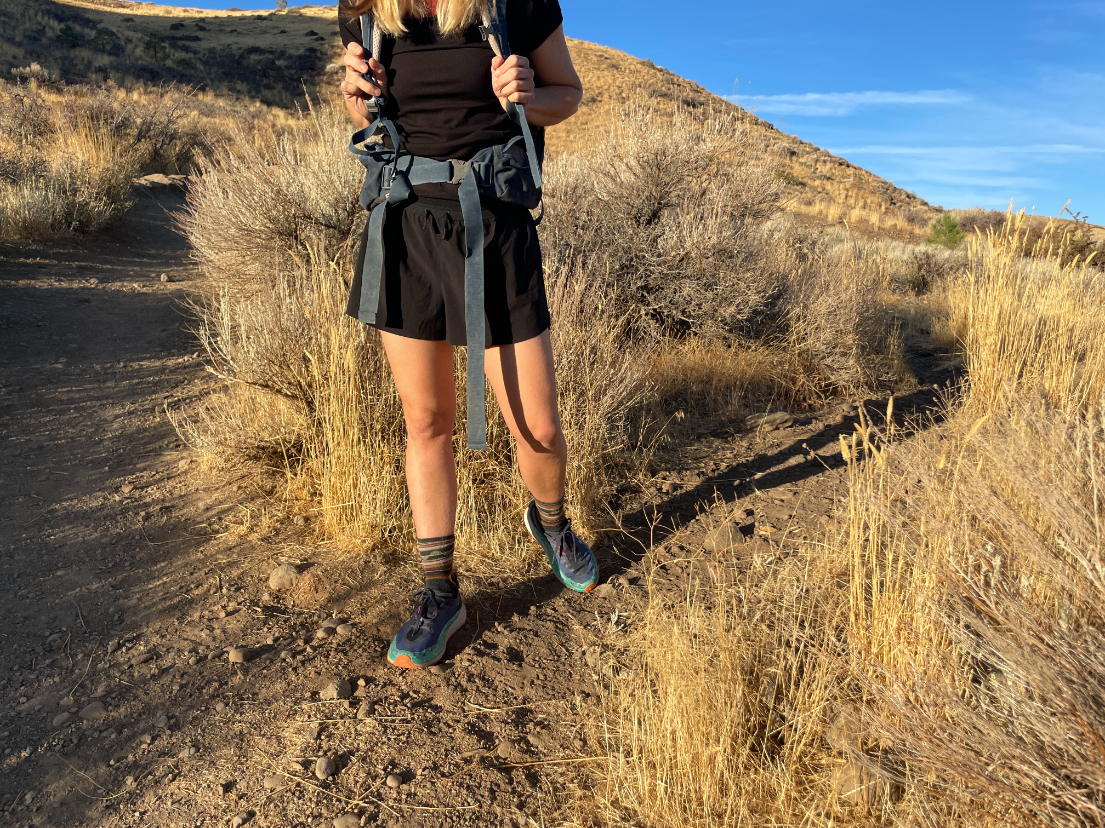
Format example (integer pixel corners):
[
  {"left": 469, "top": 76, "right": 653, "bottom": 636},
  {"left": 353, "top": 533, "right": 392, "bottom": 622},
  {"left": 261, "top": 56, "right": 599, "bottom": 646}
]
[
  {"left": 926, "top": 214, "right": 966, "bottom": 248},
  {"left": 90, "top": 29, "right": 114, "bottom": 52},
  {"left": 56, "top": 25, "right": 81, "bottom": 49},
  {"left": 774, "top": 168, "right": 804, "bottom": 187},
  {"left": 143, "top": 33, "right": 168, "bottom": 62}
]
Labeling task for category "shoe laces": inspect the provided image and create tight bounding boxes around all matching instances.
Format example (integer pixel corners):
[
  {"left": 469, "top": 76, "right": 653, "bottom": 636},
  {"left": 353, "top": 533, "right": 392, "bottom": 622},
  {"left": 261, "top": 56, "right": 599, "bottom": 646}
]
[
  {"left": 409, "top": 587, "right": 441, "bottom": 634},
  {"left": 546, "top": 519, "right": 586, "bottom": 569}
]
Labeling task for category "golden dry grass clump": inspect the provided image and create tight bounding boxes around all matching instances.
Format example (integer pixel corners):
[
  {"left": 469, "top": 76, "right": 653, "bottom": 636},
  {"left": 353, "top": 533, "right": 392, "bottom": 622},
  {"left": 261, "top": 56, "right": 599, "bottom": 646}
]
[
  {"left": 0, "top": 77, "right": 279, "bottom": 240},
  {"left": 596, "top": 221, "right": 1105, "bottom": 827}
]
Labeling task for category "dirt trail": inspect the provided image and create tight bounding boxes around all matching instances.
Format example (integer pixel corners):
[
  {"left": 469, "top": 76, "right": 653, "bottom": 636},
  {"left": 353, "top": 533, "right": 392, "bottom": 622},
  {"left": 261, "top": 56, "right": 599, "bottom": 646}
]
[{"left": 0, "top": 197, "right": 950, "bottom": 828}]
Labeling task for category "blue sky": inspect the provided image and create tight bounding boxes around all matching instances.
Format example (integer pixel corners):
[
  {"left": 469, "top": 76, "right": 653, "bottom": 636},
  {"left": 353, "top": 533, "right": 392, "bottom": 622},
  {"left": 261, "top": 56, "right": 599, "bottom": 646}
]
[{"left": 151, "top": 1, "right": 1105, "bottom": 220}]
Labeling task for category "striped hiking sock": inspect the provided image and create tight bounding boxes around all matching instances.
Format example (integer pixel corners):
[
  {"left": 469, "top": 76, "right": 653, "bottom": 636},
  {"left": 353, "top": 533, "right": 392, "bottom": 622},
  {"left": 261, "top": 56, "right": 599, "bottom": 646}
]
[
  {"left": 417, "top": 534, "right": 458, "bottom": 596},
  {"left": 534, "top": 496, "right": 569, "bottom": 533}
]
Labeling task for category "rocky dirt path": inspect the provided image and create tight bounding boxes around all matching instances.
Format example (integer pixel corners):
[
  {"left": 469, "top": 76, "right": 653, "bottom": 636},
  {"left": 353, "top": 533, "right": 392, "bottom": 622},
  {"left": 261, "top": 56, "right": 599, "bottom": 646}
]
[{"left": 0, "top": 197, "right": 951, "bottom": 828}]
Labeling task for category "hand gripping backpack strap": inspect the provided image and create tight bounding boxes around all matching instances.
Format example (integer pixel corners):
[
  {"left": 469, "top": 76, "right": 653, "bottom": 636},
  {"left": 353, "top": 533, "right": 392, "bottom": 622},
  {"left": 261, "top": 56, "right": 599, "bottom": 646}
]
[
  {"left": 479, "top": 0, "right": 543, "bottom": 189},
  {"left": 358, "top": 13, "right": 387, "bottom": 114}
]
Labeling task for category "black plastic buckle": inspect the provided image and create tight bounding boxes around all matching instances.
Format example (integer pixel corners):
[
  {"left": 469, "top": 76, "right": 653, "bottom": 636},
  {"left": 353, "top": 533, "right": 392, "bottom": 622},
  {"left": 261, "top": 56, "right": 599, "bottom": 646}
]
[{"left": 478, "top": 23, "right": 501, "bottom": 42}]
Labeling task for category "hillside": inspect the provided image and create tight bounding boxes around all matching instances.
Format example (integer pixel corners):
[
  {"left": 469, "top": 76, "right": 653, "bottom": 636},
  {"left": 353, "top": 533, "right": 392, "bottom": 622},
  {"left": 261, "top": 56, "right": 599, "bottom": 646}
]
[{"left": 4, "top": 0, "right": 944, "bottom": 239}]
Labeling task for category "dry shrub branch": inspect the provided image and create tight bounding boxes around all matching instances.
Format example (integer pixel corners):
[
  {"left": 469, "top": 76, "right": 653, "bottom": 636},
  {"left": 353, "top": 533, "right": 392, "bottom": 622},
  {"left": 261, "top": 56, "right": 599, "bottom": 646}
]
[{"left": 541, "top": 105, "right": 781, "bottom": 340}]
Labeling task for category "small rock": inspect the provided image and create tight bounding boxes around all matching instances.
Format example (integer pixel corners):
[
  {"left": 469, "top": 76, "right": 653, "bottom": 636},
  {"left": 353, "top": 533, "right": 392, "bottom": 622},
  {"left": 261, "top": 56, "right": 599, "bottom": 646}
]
[
  {"left": 307, "top": 723, "right": 322, "bottom": 741},
  {"left": 79, "top": 702, "right": 107, "bottom": 720},
  {"left": 590, "top": 583, "right": 614, "bottom": 599},
  {"left": 333, "top": 815, "right": 360, "bottom": 828},
  {"left": 385, "top": 773, "right": 402, "bottom": 789},
  {"left": 267, "top": 564, "right": 300, "bottom": 591},
  {"left": 526, "top": 732, "right": 551, "bottom": 750},
  {"left": 230, "top": 811, "right": 253, "bottom": 828},
  {"left": 178, "top": 458, "right": 191, "bottom": 471},
  {"left": 320, "top": 680, "right": 352, "bottom": 701},
  {"left": 320, "top": 618, "right": 341, "bottom": 631},
  {"left": 52, "top": 712, "right": 72, "bottom": 728},
  {"left": 496, "top": 741, "right": 513, "bottom": 759},
  {"left": 840, "top": 402, "right": 857, "bottom": 416},
  {"left": 227, "top": 648, "right": 252, "bottom": 664},
  {"left": 746, "top": 411, "right": 795, "bottom": 432},
  {"left": 130, "top": 652, "right": 155, "bottom": 667},
  {"left": 356, "top": 701, "right": 375, "bottom": 719},
  {"left": 160, "top": 273, "right": 171, "bottom": 283},
  {"left": 189, "top": 656, "right": 199, "bottom": 666},
  {"left": 428, "top": 664, "right": 447, "bottom": 675},
  {"left": 263, "top": 774, "right": 284, "bottom": 789},
  {"left": 335, "top": 623, "right": 354, "bottom": 637},
  {"left": 315, "top": 628, "right": 333, "bottom": 641},
  {"left": 458, "top": 748, "right": 488, "bottom": 760},
  {"left": 45, "top": 632, "right": 67, "bottom": 651},
  {"left": 215, "top": 702, "right": 226, "bottom": 713},
  {"left": 121, "top": 483, "right": 134, "bottom": 494},
  {"left": 293, "top": 515, "right": 308, "bottom": 526},
  {"left": 315, "top": 755, "right": 336, "bottom": 780},
  {"left": 155, "top": 715, "right": 169, "bottom": 729}
]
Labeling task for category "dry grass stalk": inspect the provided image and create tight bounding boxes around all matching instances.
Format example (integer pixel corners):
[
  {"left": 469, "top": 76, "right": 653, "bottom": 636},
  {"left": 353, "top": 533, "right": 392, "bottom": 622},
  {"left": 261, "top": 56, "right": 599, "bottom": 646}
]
[{"left": 944, "top": 211, "right": 1105, "bottom": 415}]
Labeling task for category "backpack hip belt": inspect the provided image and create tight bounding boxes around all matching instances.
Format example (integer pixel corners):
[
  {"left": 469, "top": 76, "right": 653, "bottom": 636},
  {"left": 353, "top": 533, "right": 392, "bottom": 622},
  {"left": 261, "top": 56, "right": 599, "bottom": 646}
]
[{"left": 348, "top": 3, "right": 543, "bottom": 451}]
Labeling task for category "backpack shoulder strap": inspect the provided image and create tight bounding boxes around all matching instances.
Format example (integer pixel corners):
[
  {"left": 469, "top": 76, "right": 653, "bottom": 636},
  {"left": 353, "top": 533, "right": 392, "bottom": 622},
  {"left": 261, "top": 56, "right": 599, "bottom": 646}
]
[
  {"left": 359, "top": 12, "right": 387, "bottom": 113},
  {"left": 479, "top": 0, "right": 511, "bottom": 59}
]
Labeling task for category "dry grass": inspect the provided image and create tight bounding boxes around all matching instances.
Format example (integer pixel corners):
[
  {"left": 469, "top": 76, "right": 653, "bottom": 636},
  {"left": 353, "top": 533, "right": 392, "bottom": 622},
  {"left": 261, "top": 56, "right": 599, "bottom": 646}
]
[
  {"left": 945, "top": 212, "right": 1105, "bottom": 414},
  {"left": 0, "top": 77, "right": 278, "bottom": 240},
  {"left": 596, "top": 554, "right": 839, "bottom": 827},
  {"left": 592, "top": 219, "right": 1105, "bottom": 828}
]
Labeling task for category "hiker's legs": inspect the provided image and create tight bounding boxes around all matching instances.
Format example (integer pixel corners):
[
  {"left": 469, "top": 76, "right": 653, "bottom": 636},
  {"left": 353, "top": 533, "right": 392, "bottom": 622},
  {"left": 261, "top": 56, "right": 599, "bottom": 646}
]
[
  {"left": 380, "top": 332, "right": 457, "bottom": 539},
  {"left": 484, "top": 330, "right": 567, "bottom": 503}
]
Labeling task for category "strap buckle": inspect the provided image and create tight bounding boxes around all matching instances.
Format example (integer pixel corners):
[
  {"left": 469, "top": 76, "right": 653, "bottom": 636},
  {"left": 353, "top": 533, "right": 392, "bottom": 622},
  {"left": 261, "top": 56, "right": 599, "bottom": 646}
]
[{"left": 478, "top": 23, "right": 502, "bottom": 42}]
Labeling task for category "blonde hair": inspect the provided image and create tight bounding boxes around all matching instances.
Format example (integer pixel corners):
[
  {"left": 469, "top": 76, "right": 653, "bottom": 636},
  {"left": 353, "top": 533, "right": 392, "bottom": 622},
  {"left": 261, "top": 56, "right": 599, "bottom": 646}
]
[{"left": 339, "top": 0, "right": 485, "bottom": 37}]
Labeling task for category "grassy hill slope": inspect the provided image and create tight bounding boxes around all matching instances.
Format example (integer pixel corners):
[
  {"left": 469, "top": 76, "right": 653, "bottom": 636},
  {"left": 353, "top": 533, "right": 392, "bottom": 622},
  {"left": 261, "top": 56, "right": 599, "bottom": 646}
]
[{"left": 1, "top": 0, "right": 951, "bottom": 238}]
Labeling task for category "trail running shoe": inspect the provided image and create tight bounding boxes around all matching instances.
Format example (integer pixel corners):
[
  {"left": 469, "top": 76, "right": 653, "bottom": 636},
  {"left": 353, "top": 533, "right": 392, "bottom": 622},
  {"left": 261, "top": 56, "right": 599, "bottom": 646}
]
[
  {"left": 524, "top": 500, "right": 599, "bottom": 593},
  {"left": 387, "top": 587, "right": 466, "bottom": 669}
]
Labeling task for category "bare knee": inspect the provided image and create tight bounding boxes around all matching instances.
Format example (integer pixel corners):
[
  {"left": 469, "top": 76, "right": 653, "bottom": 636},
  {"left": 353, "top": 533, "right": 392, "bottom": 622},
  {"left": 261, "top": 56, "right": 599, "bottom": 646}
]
[
  {"left": 518, "top": 418, "right": 565, "bottom": 455},
  {"left": 404, "top": 406, "right": 455, "bottom": 445}
]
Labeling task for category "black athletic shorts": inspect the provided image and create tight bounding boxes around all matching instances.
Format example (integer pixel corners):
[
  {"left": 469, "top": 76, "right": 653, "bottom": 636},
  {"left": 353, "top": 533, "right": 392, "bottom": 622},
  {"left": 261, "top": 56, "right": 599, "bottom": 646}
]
[{"left": 346, "top": 196, "right": 551, "bottom": 347}]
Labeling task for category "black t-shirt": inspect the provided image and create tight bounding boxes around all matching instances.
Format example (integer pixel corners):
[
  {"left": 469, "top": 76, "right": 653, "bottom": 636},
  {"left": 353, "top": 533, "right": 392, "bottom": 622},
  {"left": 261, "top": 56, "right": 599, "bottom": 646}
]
[{"left": 338, "top": 0, "right": 563, "bottom": 165}]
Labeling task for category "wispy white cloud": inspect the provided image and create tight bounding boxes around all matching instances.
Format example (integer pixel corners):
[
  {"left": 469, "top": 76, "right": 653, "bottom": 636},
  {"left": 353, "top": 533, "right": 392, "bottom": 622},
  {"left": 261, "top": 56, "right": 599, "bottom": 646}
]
[
  {"left": 730, "top": 90, "right": 971, "bottom": 116},
  {"left": 832, "top": 144, "right": 1105, "bottom": 156}
]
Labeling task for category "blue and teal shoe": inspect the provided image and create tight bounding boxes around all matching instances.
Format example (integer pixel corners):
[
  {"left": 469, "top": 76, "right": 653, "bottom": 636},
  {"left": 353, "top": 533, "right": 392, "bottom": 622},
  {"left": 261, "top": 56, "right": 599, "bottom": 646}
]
[
  {"left": 524, "top": 500, "right": 599, "bottom": 593},
  {"left": 387, "top": 587, "right": 466, "bottom": 669}
]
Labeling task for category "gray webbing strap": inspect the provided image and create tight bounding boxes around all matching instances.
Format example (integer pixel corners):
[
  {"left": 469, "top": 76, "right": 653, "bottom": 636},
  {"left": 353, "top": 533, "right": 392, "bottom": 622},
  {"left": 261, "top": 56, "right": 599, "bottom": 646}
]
[
  {"left": 356, "top": 158, "right": 489, "bottom": 450},
  {"left": 457, "top": 170, "right": 488, "bottom": 450}
]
